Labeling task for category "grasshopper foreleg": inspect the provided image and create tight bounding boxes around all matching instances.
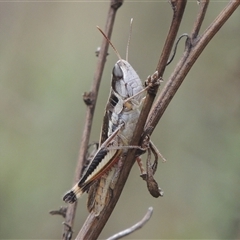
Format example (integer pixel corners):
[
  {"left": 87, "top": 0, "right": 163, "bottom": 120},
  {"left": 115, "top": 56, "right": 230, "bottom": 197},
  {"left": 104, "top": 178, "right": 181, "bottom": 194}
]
[{"left": 136, "top": 130, "right": 166, "bottom": 198}]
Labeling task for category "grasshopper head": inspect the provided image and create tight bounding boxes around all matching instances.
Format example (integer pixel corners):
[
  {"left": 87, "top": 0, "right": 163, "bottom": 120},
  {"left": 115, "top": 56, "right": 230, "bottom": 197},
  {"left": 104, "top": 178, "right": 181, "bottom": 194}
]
[{"left": 112, "top": 59, "right": 144, "bottom": 102}]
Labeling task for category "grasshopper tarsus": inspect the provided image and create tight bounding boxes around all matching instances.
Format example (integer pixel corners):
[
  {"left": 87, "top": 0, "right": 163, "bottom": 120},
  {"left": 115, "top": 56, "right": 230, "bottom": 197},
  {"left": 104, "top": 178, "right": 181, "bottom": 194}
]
[
  {"left": 145, "top": 71, "right": 162, "bottom": 96},
  {"left": 63, "top": 190, "right": 77, "bottom": 204}
]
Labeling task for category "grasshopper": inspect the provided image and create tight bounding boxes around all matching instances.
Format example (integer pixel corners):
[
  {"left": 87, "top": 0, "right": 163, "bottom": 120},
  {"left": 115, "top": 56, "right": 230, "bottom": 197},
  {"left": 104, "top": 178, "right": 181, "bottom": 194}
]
[{"left": 63, "top": 21, "right": 164, "bottom": 214}]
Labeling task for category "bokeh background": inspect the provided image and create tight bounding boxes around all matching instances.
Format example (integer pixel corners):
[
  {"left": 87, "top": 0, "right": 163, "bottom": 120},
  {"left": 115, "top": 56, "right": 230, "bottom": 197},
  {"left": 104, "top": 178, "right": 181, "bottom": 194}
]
[{"left": 0, "top": 1, "right": 240, "bottom": 239}]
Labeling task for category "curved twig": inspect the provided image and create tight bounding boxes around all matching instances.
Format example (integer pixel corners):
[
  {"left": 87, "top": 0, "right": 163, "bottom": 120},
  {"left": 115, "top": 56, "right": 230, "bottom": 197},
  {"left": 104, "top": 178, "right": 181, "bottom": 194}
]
[{"left": 106, "top": 207, "right": 154, "bottom": 240}]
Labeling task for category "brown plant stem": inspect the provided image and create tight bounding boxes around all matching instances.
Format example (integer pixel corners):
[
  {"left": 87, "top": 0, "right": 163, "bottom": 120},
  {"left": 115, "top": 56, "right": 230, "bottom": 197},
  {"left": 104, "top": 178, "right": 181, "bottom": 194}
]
[
  {"left": 143, "top": 0, "right": 187, "bottom": 133},
  {"left": 62, "top": 1, "right": 123, "bottom": 239},
  {"left": 156, "top": 0, "right": 187, "bottom": 77}
]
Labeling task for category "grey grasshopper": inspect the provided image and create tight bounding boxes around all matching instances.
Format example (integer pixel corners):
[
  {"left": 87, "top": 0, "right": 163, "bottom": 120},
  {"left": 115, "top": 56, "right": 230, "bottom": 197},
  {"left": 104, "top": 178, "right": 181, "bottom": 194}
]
[{"left": 63, "top": 22, "right": 164, "bottom": 214}]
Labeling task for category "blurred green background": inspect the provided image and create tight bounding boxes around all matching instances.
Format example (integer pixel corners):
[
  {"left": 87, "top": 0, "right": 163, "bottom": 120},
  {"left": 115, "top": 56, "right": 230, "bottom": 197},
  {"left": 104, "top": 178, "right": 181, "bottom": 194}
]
[{"left": 0, "top": 2, "right": 240, "bottom": 239}]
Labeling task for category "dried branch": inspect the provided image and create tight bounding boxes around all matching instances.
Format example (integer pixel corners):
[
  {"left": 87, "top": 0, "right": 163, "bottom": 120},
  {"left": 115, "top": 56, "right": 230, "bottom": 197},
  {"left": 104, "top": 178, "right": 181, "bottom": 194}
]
[
  {"left": 140, "top": 0, "right": 187, "bottom": 139},
  {"left": 156, "top": 0, "right": 187, "bottom": 77},
  {"left": 191, "top": 0, "right": 209, "bottom": 38},
  {"left": 106, "top": 207, "right": 154, "bottom": 240},
  {"left": 62, "top": 0, "right": 123, "bottom": 239}
]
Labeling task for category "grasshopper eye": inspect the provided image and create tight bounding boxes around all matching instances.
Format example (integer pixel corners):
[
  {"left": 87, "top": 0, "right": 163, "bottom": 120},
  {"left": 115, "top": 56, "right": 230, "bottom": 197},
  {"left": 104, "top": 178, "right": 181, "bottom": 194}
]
[{"left": 112, "top": 63, "right": 123, "bottom": 80}]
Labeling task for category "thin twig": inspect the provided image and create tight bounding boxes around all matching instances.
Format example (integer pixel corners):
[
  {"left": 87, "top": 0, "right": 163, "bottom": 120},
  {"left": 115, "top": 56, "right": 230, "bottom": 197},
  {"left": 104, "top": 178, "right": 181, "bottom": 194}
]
[
  {"left": 62, "top": 0, "right": 123, "bottom": 239},
  {"left": 138, "top": 1, "right": 187, "bottom": 139},
  {"left": 106, "top": 207, "right": 154, "bottom": 240},
  {"left": 191, "top": 0, "right": 209, "bottom": 39},
  {"left": 144, "top": 0, "right": 186, "bottom": 131},
  {"left": 49, "top": 206, "right": 67, "bottom": 218},
  {"left": 156, "top": 0, "right": 187, "bottom": 77}
]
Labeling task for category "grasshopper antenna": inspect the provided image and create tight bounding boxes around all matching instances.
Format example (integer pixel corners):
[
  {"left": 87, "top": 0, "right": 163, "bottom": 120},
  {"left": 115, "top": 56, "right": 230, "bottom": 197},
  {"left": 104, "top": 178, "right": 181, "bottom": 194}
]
[
  {"left": 97, "top": 26, "right": 122, "bottom": 61},
  {"left": 126, "top": 18, "right": 133, "bottom": 62}
]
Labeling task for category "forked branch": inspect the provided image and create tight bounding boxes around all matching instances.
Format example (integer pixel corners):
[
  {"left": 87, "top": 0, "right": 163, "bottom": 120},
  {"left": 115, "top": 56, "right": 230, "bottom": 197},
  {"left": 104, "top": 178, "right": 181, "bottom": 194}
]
[{"left": 146, "top": 0, "right": 239, "bottom": 134}]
